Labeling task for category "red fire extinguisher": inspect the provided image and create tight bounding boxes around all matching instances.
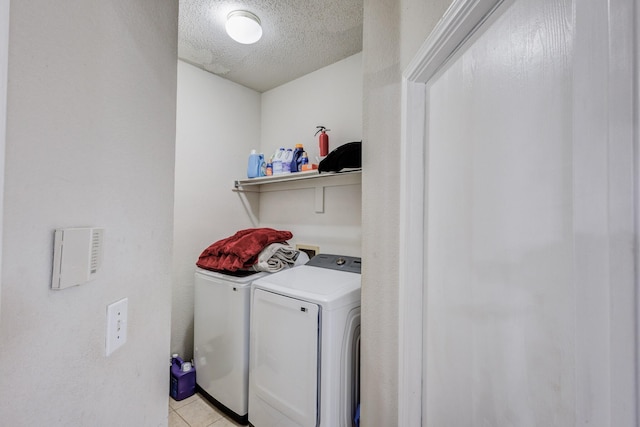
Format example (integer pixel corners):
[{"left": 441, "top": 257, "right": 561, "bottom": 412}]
[{"left": 315, "top": 126, "right": 330, "bottom": 157}]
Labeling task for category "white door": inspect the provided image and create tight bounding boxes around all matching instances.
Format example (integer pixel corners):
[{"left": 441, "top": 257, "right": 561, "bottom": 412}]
[
  {"left": 399, "top": 0, "right": 637, "bottom": 425},
  {"left": 249, "top": 289, "right": 319, "bottom": 427}
]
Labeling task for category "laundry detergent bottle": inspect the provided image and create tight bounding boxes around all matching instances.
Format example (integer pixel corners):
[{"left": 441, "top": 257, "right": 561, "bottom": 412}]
[
  {"left": 247, "top": 149, "right": 262, "bottom": 178},
  {"left": 170, "top": 354, "right": 196, "bottom": 401},
  {"left": 272, "top": 147, "right": 285, "bottom": 175},
  {"left": 291, "top": 144, "right": 304, "bottom": 172},
  {"left": 281, "top": 148, "right": 293, "bottom": 173}
]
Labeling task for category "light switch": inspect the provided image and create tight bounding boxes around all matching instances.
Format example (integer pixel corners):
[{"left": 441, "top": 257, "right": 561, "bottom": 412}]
[{"left": 106, "top": 298, "right": 128, "bottom": 356}]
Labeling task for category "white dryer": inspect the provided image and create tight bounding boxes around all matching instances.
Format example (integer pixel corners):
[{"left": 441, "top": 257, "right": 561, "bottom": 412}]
[
  {"left": 194, "top": 268, "right": 270, "bottom": 425},
  {"left": 248, "top": 254, "right": 361, "bottom": 427}
]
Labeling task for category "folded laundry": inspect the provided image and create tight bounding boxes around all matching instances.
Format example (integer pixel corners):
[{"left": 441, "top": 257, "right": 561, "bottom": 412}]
[
  {"left": 196, "top": 228, "right": 293, "bottom": 272},
  {"left": 251, "top": 243, "right": 300, "bottom": 273}
]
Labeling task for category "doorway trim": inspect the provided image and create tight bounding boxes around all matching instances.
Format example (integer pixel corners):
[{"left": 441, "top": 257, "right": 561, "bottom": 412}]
[
  {"left": 0, "top": 0, "right": 8, "bottom": 316},
  {"left": 398, "top": 1, "right": 504, "bottom": 424}
]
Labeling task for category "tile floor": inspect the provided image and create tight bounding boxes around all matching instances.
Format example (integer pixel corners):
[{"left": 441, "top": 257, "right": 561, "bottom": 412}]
[{"left": 169, "top": 393, "right": 245, "bottom": 427}]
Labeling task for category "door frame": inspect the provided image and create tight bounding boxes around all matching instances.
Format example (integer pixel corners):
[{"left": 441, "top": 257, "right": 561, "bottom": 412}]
[
  {"left": 398, "top": 0, "right": 639, "bottom": 424},
  {"left": 0, "top": 0, "right": 8, "bottom": 316},
  {"left": 398, "top": 2, "right": 504, "bottom": 424}
]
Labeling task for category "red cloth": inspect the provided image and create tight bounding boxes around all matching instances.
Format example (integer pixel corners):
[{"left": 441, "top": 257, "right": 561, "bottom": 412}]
[{"left": 196, "top": 228, "right": 293, "bottom": 272}]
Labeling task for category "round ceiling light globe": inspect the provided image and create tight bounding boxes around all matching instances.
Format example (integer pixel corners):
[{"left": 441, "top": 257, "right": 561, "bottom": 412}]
[{"left": 226, "top": 11, "right": 263, "bottom": 44}]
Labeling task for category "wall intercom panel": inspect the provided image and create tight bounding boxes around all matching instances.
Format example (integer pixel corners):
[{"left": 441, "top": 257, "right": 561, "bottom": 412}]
[{"left": 51, "top": 227, "right": 104, "bottom": 290}]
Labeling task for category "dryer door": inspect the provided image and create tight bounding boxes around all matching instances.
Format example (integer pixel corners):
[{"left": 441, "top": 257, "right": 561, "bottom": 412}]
[{"left": 250, "top": 289, "right": 319, "bottom": 427}]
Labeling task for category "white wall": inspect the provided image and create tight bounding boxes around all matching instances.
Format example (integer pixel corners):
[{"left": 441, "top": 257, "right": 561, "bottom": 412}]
[
  {"left": 361, "top": 1, "right": 452, "bottom": 425},
  {"left": 172, "top": 60, "right": 261, "bottom": 359},
  {"left": 259, "top": 53, "right": 362, "bottom": 256},
  {"left": 261, "top": 53, "right": 363, "bottom": 161},
  {"left": 0, "top": 1, "right": 178, "bottom": 425}
]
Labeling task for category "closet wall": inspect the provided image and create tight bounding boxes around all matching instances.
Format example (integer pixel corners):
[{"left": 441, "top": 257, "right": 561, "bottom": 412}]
[
  {"left": 258, "top": 52, "right": 363, "bottom": 257},
  {"left": 173, "top": 60, "right": 261, "bottom": 357}
]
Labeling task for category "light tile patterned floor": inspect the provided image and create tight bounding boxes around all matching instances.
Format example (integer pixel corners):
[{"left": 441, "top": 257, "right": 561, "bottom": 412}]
[{"left": 169, "top": 393, "right": 245, "bottom": 427}]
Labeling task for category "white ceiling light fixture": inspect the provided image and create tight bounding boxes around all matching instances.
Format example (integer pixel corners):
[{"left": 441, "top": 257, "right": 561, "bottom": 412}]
[{"left": 225, "top": 10, "right": 262, "bottom": 44}]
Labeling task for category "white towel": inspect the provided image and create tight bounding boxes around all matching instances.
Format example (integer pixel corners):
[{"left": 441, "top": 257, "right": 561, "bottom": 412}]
[{"left": 252, "top": 243, "right": 302, "bottom": 272}]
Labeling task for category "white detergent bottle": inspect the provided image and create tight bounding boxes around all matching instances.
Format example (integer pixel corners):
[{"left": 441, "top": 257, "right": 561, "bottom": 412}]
[
  {"left": 281, "top": 148, "right": 293, "bottom": 173},
  {"left": 272, "top": 147, "right": 285, "bottom": 175}
]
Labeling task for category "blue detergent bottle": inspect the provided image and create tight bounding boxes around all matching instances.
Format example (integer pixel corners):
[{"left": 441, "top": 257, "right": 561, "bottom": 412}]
[
  {"left": 290, "top": 144, "right": 304, "bottom": 172},
  {"left": 247, "top": 149, "right": 262, "bottom": 178}
]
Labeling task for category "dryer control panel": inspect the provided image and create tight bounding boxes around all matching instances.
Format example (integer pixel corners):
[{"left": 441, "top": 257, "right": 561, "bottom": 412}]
[{"left": 306, "top": 254, "right": 361, "bottom": 274}]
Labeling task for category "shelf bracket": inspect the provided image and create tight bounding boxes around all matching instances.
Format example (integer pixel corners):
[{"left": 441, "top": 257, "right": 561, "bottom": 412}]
[
  {"left": 232, "top": 170, "right": 361, "bottom": 215},
  {"left": 315, "top": 185, "right": 325, "bottom": 213}
]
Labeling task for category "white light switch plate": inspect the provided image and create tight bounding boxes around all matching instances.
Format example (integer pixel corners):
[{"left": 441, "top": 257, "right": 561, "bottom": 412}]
[{"left": 106, "top": 298, "right": 128, "bottom": 356}]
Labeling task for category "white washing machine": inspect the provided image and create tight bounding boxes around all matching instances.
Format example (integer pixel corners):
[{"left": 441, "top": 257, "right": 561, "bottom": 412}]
[
  {"left": 194, "top": 267, "right": 270, "bottom": 425},
  {"left": 248, "top": 254, "right": 361, "bottom": 427}
]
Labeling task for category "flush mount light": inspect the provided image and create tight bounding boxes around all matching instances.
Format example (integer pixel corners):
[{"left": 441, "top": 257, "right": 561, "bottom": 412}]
[{"left": 225, "top": 10, "right": 262, "bottom": 44}]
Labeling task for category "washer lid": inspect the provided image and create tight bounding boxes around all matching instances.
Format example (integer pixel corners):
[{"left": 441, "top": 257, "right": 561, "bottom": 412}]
[
  {"left": 306, "top": 254, "right": 361, "bottom": 274},
  {"left": 252, "top": 265, "right": 361, "bottom": 309},
  {"left": 195, "top": 267, "right": 270, "bottom": 285}
]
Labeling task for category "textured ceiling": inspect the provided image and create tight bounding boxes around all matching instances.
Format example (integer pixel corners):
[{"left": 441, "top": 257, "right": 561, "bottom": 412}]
[{"left": 178, "top": 0, "right": 364, "bottom": 93}]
